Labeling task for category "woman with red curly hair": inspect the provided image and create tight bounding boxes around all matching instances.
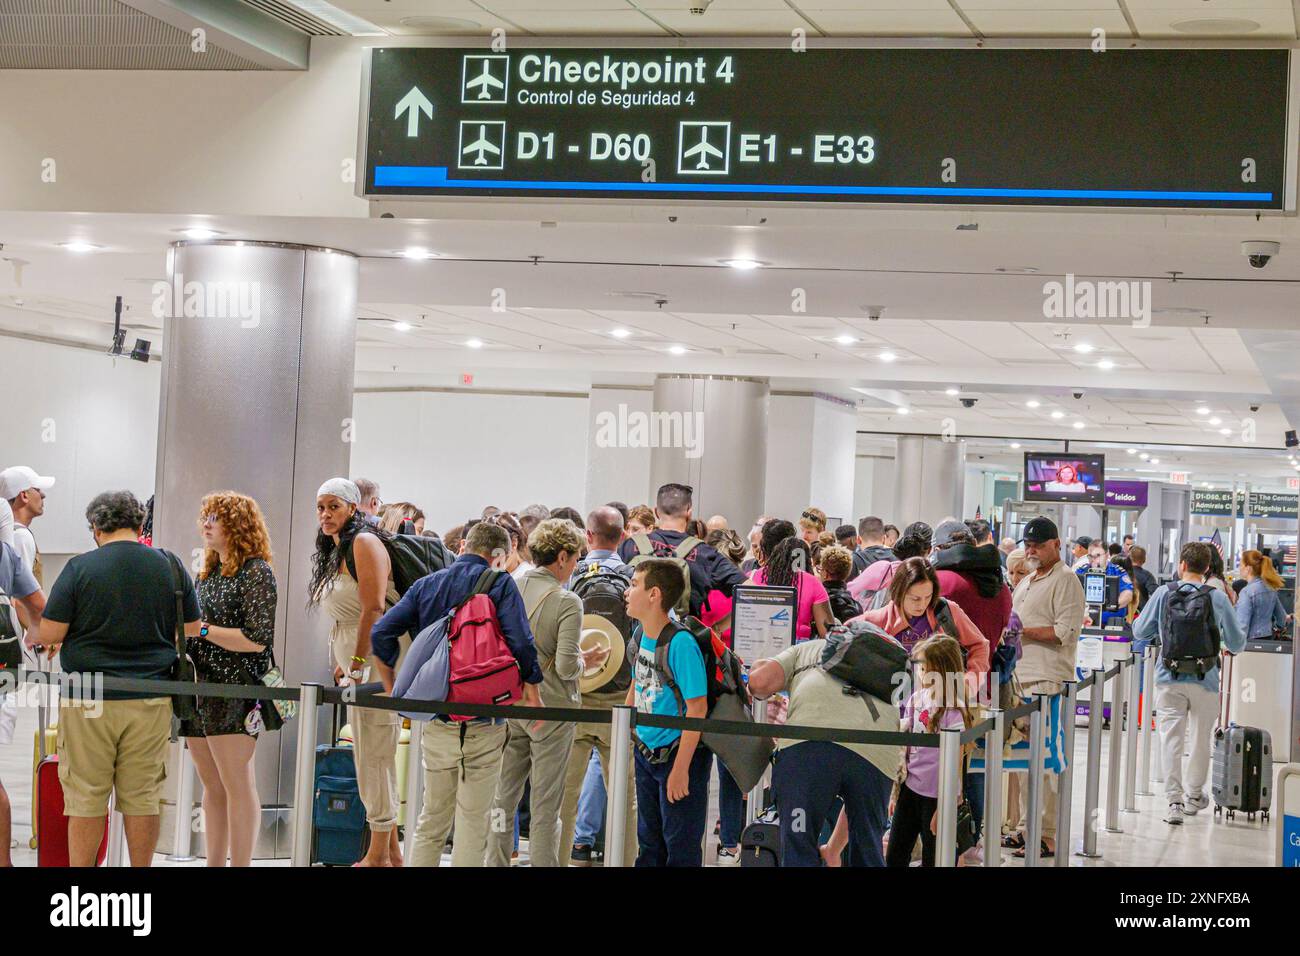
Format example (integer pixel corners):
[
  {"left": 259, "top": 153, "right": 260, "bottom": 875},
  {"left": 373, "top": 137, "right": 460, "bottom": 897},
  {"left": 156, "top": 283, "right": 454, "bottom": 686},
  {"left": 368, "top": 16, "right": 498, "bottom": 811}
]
[{"left": 180, "top": 491, "right": 277, "bottom": 867}]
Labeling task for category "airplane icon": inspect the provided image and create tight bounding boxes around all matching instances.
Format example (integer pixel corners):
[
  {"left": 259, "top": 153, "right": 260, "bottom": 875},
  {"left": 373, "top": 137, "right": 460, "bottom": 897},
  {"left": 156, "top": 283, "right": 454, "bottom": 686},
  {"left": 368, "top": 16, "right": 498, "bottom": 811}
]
[
  {"left": 457, "top": 120, "right": 506, "bottom": 170},
  {"left": 677, "top": 122, "right": 730, "bottom": 175},
  {"left": 460, "top": 55, "right": 509, "bottom": 105},
  {"left": 683, "top": 129, "right": 724, "bottom": 170},
  {"left": 465, "top": 61, "right": 504, "bottom": 100}
]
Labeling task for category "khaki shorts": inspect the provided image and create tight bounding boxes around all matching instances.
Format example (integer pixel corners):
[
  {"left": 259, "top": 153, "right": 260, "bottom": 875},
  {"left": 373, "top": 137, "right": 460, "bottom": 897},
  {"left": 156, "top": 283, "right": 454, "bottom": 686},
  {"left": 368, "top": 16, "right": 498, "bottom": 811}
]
[{"left": 57, "top": 697, "right": 172, "bottom": 817}]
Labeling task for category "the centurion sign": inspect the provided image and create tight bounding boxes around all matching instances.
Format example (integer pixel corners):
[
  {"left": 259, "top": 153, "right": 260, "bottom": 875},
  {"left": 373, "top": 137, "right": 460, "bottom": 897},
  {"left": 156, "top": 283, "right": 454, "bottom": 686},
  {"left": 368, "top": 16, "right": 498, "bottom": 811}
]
[{"left": 360, "top": 46, "right": 1289, "bottom": 209}]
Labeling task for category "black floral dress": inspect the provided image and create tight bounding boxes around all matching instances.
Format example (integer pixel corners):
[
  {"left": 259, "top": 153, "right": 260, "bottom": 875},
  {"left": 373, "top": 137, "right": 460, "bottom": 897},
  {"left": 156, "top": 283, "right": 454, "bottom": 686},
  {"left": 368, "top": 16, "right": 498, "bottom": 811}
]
[{"left": 179, "top": 557, "right": 277, "bottom": 738}]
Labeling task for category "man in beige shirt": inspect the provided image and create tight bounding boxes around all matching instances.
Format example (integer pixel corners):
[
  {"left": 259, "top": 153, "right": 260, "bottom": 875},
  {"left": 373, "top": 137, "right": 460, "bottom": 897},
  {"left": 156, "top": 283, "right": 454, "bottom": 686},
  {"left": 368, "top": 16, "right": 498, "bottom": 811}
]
[{"left": 1008, "top": 516, "right": 1085, "bottom": 858}]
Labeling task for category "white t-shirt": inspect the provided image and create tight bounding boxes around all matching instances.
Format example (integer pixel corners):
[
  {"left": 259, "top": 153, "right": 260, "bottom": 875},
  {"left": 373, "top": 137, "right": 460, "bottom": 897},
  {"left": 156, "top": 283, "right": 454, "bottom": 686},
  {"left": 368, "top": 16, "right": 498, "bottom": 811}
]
[
  {"left": 0, "top": 498, "right": 12, "bottom": 547},
  {"left": 12, "top": 524, "right": 36, "bottom": 576}
]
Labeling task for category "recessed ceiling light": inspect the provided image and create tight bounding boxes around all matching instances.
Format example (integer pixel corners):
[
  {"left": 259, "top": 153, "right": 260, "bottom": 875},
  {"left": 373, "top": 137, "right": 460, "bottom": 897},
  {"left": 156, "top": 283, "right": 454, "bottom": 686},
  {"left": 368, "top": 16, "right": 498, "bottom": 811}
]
[
  {"left": 1219, "top": 427, "right": 1232, "bottom": 436},
  {"left": 1126, "top": 448, "right": 1137, "bottom": 455},
  {"left": 1073, "top": 343, "right": 1095, "bottom": 354},
  {"left": 669, "top": 345, "right": 687, "bottom": 355},
  {"left": 1209, "top": 417, "right": 1222, "bottom": 426},
  {"left": 392, "top": 321, "right": 412, "bottom": 332},
  {"left": 1150, "top": 458, "right": 1160, "bottom": 465},
  {"left": 896, "top": 406, "right": 910, "bottom": 415},
  {"left": 610, "top": 328, "right": 631, "bottom": 339},
  {"left": 1202, "top": 482, "right": 1210, "bottom": 488},
  {"left": 1196, "top": 406, "right": 1210, "bottom": 415},
  {"left": 835, "top": 334, "right": 857, "bottom": 346},
  {"left": 1072, "top": 420, "right": 1086, "bottom": 430},
  {"left": 1097, "top": 359, "right": 1115, "bottom": 371},
  {"left": 402, "top": 246, "right": 436, "bottom": 259},
  {"left": 466, "top": 338, "right": 484, "bottom": 349},
  {"left": 59, "top": 241, "right": 100, "bottom": 253},
  {"left": 177, "top": 227, "right": 221, "bottom": 240},
  {"left": 945, "top": 388, "right": 960, "bottom": 396},
  {"left": 1026, "top": 400, "right": 1040, "bottom": 409},
  {"left": 721, "top": 258, "right": 764, "bottom": 270},
  {"left": 879, "top": 351, "right": 897, "bottom": 363},
  {"left": 1140, "top": 453, "right": 1150, "bottom": 460},
  {"left": 1010, "top": 442, "right": 1021, "bottom": 449},
  {"left": 1051, "top": 410, "right": 1065, "bottom": 420}
]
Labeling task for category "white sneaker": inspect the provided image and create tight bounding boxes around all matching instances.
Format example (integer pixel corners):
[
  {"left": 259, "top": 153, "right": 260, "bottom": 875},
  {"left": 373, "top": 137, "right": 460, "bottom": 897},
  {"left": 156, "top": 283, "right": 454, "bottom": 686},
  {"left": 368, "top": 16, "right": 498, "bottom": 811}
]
[
  {"left": 1185, "top": 793, "right": 1210, "bottom": 815},
  {"left": 716, "top": 845, "right": 740, "bottom": 866},
  {"left": 1165, "top": 803, "right": 1185, "bottom": 826}
]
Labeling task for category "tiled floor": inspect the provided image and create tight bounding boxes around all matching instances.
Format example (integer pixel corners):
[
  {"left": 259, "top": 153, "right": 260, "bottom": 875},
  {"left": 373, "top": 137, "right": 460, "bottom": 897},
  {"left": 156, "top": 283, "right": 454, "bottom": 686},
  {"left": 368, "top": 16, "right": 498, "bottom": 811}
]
[{"left": 2, "top": 699, "right": 1282, "bottom": 867}]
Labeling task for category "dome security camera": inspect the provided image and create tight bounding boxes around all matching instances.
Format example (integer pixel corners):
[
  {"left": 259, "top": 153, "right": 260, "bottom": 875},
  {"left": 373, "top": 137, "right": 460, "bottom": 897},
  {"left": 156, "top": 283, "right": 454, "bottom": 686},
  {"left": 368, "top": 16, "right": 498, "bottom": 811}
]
[
  {"left": 960, "top": 397, "right": 977, "bottom": 408},
  {"left": 1242, "top": 240, "right": 1280, "bottom": 269}
]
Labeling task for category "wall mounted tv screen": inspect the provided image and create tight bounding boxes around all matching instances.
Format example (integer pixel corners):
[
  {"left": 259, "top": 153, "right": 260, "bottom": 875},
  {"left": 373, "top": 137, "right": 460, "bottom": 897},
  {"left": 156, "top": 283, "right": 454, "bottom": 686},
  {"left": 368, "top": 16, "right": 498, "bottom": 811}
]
[{"left": 1023, "top": 452, "right": 1105, "bottom": 504}]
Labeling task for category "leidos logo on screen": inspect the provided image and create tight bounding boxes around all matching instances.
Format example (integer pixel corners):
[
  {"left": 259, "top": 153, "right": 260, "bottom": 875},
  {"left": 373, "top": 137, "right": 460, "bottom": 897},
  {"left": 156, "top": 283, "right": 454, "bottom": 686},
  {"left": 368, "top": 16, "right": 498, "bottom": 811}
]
[{"left": 462, "top": 55, "right": 509, "bottom": 104}]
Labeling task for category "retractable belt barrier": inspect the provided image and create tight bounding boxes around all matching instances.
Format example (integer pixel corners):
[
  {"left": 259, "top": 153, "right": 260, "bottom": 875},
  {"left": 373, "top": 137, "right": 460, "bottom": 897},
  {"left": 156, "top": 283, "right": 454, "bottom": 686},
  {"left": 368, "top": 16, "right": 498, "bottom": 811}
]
[{"left": 9, "top": 657, "right": 1137, "bottom": 869}]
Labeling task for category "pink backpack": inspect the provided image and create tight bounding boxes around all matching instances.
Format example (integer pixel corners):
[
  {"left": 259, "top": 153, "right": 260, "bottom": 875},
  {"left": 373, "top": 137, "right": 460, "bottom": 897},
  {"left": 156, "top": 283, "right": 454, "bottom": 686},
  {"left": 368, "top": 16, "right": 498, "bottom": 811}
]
[{"left": 446, "top": 569, "right": 524, "bottom": 721}]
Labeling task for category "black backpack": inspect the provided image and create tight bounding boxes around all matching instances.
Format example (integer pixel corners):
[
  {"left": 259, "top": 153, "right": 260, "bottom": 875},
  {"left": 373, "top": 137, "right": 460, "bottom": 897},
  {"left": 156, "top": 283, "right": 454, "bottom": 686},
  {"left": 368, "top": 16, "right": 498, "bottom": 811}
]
[
  {"left": 1159, "top": 583, "right": 1222, "bottom": 678},
  {"left": 571, "top": 562, "right": 635, "bottom": 694},
  {"left": 344, "top": 531, "right": 454, "bottom": 598},
  {"left": 826, "top": 585, "right": 863, "bottom": 625},
  {"left": 818, "top": 619, "right": 910, "bottom": 708}
]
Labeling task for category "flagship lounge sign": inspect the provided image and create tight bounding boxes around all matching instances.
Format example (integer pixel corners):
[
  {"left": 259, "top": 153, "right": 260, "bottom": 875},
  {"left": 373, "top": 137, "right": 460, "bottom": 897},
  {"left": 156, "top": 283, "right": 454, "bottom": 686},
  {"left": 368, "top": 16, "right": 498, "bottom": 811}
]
[{"left": 361, "top": 47, "right": 1288, "bottom": 208}]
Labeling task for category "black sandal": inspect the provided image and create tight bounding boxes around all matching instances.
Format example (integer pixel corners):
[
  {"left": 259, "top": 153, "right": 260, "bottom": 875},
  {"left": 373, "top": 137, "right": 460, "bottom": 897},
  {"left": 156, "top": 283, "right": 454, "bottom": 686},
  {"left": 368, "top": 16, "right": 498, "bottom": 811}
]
[
  {"left": 1013, "top": 840, "right": 1054, "bottom": 859},
  {"left": 1001, "top": 832, "right": 1025, "bottom": 850}
]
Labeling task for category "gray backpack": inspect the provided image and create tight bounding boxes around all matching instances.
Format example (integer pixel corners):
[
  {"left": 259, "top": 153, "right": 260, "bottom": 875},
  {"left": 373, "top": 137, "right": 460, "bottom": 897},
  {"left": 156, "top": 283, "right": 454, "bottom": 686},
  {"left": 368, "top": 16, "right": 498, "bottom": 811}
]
[{"left": 627, "top": 533, "right": 701, "bottom": 619}]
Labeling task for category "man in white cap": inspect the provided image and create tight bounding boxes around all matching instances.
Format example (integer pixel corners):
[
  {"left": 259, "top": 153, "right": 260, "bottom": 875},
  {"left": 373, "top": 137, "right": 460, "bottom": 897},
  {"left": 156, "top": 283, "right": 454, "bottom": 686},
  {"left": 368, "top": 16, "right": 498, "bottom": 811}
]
[{"left": 1, "top": 466, "right": 55, "bottom": 587}]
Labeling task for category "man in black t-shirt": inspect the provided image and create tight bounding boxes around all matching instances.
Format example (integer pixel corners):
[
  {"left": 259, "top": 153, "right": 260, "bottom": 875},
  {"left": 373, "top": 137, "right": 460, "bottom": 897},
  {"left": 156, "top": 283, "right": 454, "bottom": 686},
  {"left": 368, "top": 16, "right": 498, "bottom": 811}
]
[
  {"left": 40, "top": 490, "right": 200, "bottom": 867},
  {"left": 617, "top": 483, "right": 746, "bottom": 620}
]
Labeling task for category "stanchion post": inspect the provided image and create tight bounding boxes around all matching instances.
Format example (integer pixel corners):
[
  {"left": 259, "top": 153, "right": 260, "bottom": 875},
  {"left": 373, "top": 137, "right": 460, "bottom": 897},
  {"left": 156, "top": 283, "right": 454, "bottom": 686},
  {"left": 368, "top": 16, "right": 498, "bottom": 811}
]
[
  {"left": 289, "top": 682, "right": 321, "bottom": 867},
  {"left": 1137, "top": 645, "right": 1156, "bottom": 796},
  {"left": 1055, "top": 682, "right": 1077, "bottom": 867},
  {"left": 1024, "top": 695, "right": 1046, "bottom": 867},
  {"left": 983, "top": 709, "right": 1003, "bottom": 869},
  {"left": 105, "top": 792, "right": 124, "bottom": 867},
  {"left": 1078, "top": 668, "right": 1105, "bottom": 858},
  {"left": 403, "top": 719, "right": 425, "bottom": 863},
  {"left": 166, "top": 740, "right": 197, "bottom": 862},
  {"left": 936, "top": 726, "right": 962, "bottom": 868},
  {"left": 746, "top": 698, "right": 767, "bottom": 828},
  {"left": 1122, "top": 653, "right": 1141, "bottom": 813},
  {"left": 1104, "top": 659, "right": 1127, "bottom": 833},
  {"left": 605, "top": 705, "right": 634, "bottom": 869}
]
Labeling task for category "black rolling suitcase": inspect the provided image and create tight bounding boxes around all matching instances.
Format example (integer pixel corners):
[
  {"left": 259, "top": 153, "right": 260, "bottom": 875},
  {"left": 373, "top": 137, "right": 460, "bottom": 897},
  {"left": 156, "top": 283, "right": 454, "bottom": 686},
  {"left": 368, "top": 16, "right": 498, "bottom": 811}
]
[
  {"left": 739, "top": 807, "right": 781, "bottom": 867},
  {"left": 1212, "top": 723, "right": 1273, "bottom": 822}
]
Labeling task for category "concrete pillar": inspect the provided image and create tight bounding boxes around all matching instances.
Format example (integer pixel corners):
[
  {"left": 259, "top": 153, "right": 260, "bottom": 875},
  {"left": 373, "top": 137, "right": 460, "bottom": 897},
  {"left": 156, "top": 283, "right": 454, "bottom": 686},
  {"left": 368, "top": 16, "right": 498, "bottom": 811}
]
[
  {"left": 153, "top": 240, "right": 358, "bottom": 857},
  {"left": 892, "top": 435, "right": 966, "bottom": 528},
  {"left": 584, "top": 384, "right": 654, "bottom": 512},
  {"left": 648, "top": 375, "right": 768, "bottom": 528},
  {"left": 765, "top": 392, "right": 858, "bottom": 525}
]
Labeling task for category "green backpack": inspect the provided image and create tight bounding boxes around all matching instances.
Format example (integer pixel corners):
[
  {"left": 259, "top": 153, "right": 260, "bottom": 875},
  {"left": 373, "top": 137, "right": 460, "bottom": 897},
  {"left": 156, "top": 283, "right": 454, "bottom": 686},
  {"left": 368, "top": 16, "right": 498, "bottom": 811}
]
[{"left": 627, "top": 533, "right": 702, "bottom": 619}]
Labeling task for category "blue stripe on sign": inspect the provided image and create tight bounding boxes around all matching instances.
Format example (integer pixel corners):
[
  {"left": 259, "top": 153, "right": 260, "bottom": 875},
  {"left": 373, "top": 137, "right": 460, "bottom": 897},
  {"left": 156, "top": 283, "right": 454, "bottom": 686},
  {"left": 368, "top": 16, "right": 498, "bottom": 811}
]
[{"left": 372, "top": 166, "right": 1273, "bottom": 202}]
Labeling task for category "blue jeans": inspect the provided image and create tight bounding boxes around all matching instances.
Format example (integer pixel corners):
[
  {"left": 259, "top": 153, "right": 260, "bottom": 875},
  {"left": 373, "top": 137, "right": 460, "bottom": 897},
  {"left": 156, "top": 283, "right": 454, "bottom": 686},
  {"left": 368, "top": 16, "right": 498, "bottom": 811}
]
[
  {"left": 573, "top": 749, "right": 605, "bottom": 846},
  {"left": 773, "top": 742, "right": 892, "bottom": 867},
  {"left": 634, "top": 744, "right": 712, "bottom": 867},
  {"left": 964, "top": 766, "right": 985, "bottom": 844},
  {"left": 715, "top": 755, "right": 745, "bottom": 848}
]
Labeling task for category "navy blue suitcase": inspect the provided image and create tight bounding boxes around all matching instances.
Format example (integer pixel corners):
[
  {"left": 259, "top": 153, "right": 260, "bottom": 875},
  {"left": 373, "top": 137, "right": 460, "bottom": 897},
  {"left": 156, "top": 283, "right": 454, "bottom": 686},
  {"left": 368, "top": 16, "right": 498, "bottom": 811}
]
[{"left": 312, "top": 745, "right": 370, "bottom": 866}]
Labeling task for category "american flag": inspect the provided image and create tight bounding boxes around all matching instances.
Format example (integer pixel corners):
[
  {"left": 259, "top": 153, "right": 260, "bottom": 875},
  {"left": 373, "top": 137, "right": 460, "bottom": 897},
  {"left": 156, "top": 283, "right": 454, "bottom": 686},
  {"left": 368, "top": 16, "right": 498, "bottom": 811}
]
[{"left": 1209, "top": 527, "right": 1223, "bottom": 558}]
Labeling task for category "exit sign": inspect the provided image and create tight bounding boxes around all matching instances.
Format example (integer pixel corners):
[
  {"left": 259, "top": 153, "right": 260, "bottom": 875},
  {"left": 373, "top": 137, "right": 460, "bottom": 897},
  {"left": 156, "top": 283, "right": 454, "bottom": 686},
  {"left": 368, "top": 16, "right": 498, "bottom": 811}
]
[
  {"left": 461, "top": 372, "right": 474, "bottom": 386},
  {"left": 1169, "top": 472, "right": 1191, "bottom": 485},
  {"left": 1289, "top": 477, "right": 1299, "bottom": 491}
]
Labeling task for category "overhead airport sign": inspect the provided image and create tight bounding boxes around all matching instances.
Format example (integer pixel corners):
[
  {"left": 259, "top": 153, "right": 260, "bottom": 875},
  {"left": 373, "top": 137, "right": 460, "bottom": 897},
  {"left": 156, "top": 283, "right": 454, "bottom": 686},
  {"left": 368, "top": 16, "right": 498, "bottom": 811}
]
[
  {"left": 360, "top": 47, "right": 1289, "bottom": 208},
  {"left": 1192, "top": 489, "right": 1299, "bottom": 519}
]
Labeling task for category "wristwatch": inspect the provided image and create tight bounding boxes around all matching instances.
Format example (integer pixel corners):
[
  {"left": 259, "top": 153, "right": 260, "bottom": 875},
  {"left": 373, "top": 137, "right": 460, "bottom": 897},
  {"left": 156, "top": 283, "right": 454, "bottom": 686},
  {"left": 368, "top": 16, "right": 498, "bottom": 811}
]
[{"left": 199, "top": 623, "right": 210, "bottom": 639}]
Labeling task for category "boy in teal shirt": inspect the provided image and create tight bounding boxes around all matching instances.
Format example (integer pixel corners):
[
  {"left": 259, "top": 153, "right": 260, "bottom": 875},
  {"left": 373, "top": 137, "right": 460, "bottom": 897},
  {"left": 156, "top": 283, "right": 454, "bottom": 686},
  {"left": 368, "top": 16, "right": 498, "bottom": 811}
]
[{"left": 625, "top": 559, "right": 712, "bottom": 866}]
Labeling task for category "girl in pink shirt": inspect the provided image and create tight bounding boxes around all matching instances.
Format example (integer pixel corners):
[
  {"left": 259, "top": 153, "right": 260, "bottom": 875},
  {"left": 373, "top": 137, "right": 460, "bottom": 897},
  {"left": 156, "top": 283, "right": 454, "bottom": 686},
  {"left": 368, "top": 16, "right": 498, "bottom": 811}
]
[{"left": 749, "top": 532, "right": 832, "bottom": 642}]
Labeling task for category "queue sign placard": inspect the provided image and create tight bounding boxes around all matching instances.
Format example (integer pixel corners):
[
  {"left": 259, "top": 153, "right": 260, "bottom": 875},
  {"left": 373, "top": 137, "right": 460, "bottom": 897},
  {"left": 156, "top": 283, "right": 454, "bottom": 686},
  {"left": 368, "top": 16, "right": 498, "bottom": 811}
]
[
  {"left": 731, "top": 586, "right": 797, "bottom": 665},
  {"left": 361, "top": 47, "right": 1288, "bottom": 208}
]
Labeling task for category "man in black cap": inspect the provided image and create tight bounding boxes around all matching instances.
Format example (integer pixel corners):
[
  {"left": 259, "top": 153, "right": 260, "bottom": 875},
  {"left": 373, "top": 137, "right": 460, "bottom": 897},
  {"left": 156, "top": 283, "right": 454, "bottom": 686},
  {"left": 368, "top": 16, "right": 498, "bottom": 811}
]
[
  {"left": 1069, "top": 535, "right": 1092, "bottom": 572},
  {"left": 1005, "top": 516, "right": 1085, "bottom": 860}
]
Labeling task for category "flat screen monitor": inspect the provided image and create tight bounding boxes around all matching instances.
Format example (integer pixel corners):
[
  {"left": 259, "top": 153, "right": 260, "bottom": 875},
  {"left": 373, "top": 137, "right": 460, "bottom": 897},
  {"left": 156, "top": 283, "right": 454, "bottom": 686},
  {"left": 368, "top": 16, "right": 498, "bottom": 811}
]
[
  {"left": 1023, "top": 452, "right": 1105, "bottom": 504},
  {"left": 1084, "top": 571, "right": 1107, "bottom": 605}
]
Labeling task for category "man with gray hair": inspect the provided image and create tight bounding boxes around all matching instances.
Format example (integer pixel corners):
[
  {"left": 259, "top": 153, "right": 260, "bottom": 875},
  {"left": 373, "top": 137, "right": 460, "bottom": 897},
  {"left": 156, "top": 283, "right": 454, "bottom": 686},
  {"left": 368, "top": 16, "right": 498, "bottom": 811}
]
[
  {"left": 351, "top": 477, "right": 381, "bottom": 523},
  {"left": 39, "top": 490, "right": 201, "bottom": 866},
  {"left": 370, "top": 519, "right": 543, "bottom": 866}
]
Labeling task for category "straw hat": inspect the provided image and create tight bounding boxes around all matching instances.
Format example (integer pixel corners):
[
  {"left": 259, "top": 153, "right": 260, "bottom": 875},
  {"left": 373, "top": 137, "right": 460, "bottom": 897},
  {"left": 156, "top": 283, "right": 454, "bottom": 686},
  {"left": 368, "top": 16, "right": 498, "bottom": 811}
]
[{"left": 578, "top": 614, "right": 626, "bottom": 693}]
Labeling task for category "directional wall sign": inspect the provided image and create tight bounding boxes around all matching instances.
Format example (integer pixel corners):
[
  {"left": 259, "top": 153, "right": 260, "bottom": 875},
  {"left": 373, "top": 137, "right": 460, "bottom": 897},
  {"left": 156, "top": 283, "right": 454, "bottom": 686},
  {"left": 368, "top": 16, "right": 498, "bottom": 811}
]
[{"left": 360, "top": 47, "right": 1289, "bottom": 208}]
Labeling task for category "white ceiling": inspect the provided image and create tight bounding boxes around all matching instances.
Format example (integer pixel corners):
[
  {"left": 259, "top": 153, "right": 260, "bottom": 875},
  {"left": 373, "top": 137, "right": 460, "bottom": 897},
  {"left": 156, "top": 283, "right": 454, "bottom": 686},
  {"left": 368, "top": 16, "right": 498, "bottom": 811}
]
[{"left": 328, "top": 0, "right": 1300, "bottom": 39}]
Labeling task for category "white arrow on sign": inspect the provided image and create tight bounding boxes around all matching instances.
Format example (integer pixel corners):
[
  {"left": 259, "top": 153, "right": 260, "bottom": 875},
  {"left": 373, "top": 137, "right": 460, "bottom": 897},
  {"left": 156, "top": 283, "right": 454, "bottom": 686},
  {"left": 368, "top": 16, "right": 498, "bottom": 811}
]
[{"left": 395, "top": 86, "right": 434, "bottom": 138}]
